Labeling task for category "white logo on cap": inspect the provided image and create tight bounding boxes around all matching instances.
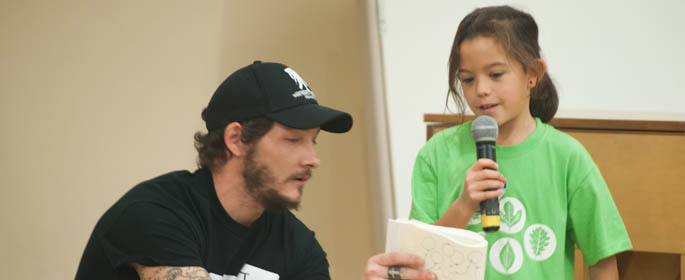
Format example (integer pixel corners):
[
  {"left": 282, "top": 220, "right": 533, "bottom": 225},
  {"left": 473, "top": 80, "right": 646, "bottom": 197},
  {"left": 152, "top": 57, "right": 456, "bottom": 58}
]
[
  {"left": 284, "top": 68, "right": 316, "bottom": 100},
  {"left": 292, "top": 91, "right": 316, "bottom": 99}
]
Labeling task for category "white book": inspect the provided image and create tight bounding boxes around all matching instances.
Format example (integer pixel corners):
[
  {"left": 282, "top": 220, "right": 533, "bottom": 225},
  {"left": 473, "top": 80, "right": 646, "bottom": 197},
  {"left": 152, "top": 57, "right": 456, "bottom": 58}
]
[{"left": 385, "top": 219, "right": 488, "bottom": 280}]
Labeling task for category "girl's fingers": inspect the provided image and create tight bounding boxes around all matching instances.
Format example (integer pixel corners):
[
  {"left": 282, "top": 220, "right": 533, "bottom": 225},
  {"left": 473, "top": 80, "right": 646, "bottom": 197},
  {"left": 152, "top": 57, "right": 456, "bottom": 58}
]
[
  {"left": 473, "top": 158, "right": 498, "bottom": 170},
  {"left": 471, "top": 188, "right": 503, "bottom": 201},
  {"left": 468, "top": 169, "right": 506, "bottom": 184}
]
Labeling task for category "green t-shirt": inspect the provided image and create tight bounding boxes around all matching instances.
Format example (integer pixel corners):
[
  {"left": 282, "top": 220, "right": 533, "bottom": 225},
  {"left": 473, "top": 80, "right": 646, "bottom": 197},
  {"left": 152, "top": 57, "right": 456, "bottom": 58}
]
[{"left": 410, "top": 118, "right": 632, "bottom": 279}]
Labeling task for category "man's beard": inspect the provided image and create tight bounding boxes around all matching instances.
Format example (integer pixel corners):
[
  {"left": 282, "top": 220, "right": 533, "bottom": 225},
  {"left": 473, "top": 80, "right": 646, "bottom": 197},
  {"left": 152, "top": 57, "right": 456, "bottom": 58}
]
[{"left": 242, "top": 145, "right": 304, "bottom": 212}]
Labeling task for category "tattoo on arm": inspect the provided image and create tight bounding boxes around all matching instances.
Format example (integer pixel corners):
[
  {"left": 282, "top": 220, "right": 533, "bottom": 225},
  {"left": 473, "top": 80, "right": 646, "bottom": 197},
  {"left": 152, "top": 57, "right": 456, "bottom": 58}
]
[{"left": 130, "top": 263, "right": 212, "bottom": 280}]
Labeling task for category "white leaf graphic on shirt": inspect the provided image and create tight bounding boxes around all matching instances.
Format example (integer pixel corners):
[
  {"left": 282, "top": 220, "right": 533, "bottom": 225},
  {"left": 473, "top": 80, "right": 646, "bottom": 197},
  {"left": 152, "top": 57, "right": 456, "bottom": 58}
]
[
  {"left": 529, "top": 226, "right": 551, "bottom": 256},
  {"left": 499, "top": 241, "right": 515, "bottom": 271},
  {"left": 500, "top": 201, "right": 521, "bottom": 227}
]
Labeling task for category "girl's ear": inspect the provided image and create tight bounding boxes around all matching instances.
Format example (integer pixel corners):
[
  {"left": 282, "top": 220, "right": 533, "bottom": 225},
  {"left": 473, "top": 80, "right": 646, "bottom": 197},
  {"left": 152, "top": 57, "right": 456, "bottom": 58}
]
[
  {"left": 224, "top": 122, "right": 247, "bottom": 157},
  {"left": 528, "top": 58, "right": 547, "bottom": 88}
]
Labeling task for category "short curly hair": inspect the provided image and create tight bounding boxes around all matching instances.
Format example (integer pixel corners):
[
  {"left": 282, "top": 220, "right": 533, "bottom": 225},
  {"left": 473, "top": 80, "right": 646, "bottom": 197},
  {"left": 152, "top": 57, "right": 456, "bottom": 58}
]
[{"left": 194, "top": 108, "right": 274, "bottom": 172}]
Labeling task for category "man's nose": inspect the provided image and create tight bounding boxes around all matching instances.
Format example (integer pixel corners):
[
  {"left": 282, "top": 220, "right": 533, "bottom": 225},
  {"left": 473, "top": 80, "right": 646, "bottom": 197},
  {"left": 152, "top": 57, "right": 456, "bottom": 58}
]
[{"left": 303, "top": 145, "right": 320, "bottom": 169}]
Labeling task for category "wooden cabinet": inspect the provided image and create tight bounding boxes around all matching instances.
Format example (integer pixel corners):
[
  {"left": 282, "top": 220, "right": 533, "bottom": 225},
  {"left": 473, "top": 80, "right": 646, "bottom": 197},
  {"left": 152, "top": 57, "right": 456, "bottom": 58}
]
[{"left": 424, "top": 114, "right": 685, "bottom": 280}]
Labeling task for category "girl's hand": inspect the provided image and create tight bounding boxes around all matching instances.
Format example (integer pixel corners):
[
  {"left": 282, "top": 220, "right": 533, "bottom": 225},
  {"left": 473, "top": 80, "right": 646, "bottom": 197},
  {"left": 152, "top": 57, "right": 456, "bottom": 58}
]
[
  {"left": 435, "top": 158, "right": 506, "bottom": 229},
  {"left": 457, "top": 158, "right": 507, "bottom": 213}
]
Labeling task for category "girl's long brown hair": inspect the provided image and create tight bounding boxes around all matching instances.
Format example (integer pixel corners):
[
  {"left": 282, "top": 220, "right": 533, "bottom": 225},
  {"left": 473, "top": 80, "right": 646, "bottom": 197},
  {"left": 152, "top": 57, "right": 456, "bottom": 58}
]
[{"left": 447, "top": 5, "right": 558, "bottom": 123}]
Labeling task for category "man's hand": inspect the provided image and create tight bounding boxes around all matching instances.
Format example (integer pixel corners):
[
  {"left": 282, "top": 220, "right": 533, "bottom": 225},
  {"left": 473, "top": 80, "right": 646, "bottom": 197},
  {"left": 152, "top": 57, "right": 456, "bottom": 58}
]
[
  {"left": 130, "top": 263, "right": 212, "bottom": 280},
  {"left": 362, "top": 252, "right": 436, "bottom": 280}
]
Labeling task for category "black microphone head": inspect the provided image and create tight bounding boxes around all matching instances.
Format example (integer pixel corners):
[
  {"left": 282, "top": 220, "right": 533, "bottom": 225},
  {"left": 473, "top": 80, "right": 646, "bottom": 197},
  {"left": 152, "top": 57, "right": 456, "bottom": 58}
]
[{"left": 471, "top": 115, "right": 498, "bottom": 143}]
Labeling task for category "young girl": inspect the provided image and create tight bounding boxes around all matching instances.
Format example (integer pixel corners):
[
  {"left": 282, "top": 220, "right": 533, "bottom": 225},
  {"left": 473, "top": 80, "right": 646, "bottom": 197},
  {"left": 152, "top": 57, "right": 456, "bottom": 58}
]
[{"left": 409, "top": 6, "right": 631, "bottom": 279}]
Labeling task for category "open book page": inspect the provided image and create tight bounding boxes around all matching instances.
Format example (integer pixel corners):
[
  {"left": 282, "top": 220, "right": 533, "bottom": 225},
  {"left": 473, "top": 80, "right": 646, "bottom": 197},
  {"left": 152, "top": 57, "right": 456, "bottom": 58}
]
[{"left": 385, "top": 219, "right": 487, "bottom": 280}]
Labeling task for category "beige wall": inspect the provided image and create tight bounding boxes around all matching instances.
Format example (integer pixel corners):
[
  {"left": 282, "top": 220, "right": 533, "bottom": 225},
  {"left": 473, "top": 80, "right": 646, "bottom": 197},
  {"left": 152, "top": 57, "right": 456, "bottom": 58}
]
[{"left": 0, "top": 1, "right": 376, "bottom": 279}]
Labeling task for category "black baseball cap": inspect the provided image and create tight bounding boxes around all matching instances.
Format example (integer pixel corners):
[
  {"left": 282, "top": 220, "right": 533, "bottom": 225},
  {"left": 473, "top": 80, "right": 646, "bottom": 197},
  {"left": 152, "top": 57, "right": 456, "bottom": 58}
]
[{"left": 204, "top": 61, "right": 353, "bottom": 133}]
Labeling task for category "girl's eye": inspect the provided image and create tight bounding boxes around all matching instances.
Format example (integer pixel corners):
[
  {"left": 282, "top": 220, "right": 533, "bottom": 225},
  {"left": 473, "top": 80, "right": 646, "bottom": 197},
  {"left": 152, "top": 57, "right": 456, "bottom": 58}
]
[
  {"left": 491, "top": 72, "right": 504, "bottom": 79},
  {"left": 461, "top": 77, "right": 474, "bottom": 84}
]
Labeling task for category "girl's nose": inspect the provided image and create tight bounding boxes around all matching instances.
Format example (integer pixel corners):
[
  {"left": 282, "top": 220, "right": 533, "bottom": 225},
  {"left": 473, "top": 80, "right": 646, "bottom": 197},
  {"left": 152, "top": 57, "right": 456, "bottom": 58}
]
[{"left": 475, "top": 79, "right": 491, "bottom": 97}]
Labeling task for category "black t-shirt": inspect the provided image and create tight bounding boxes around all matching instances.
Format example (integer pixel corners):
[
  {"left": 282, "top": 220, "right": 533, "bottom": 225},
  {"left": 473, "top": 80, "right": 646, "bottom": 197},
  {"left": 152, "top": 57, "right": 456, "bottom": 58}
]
[{"left": 76, "top": 169, "right": 330, "bottom": 280}]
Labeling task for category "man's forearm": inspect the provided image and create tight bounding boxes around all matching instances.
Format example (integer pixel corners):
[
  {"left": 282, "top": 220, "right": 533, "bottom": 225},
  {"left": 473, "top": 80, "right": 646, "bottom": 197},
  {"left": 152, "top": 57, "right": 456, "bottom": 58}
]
[{"left": 131, "top": 263, "right": 212, "bottom": 280}]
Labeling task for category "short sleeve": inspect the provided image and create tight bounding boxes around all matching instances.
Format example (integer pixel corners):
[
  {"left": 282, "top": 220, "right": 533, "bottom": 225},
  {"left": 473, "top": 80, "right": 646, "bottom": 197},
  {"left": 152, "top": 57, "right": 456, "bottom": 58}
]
[
  {"left": 99, "top": 202, "right": 204, "bottom": 270},
  {"left": 409, "top": 151, "right": 440, "bottom": 223},
  {"left": 567, "top": 159, "right": 632, "bottom": 266}
]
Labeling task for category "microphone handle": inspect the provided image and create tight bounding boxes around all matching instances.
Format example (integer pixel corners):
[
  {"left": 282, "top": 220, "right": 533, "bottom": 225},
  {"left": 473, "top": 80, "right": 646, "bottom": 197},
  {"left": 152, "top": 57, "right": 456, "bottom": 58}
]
[{"left": 476, "top": 141, "right": 500, "bottom": 232}]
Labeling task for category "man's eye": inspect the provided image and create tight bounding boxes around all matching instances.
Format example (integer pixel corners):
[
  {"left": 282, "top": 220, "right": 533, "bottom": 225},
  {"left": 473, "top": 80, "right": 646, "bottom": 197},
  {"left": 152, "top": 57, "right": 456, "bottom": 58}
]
[{"left": 286, "top": 138, "right": 301, "bottom": 143}]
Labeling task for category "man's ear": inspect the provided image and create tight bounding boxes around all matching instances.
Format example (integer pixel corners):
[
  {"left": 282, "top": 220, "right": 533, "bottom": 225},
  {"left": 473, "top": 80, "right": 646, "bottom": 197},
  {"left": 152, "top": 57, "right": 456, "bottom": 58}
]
[
  {"left": 528, "top": 58, "right": 547, "bottom": 88},
  {"left": 224, "top": 122, "right": 246, "bottom": 157}
]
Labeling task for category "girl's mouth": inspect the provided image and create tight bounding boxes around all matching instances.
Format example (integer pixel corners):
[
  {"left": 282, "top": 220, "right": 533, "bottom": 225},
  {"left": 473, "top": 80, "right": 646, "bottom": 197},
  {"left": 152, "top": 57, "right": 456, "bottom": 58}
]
[{"left": 480, "top": 104, "right": 498, "bottom": 112}]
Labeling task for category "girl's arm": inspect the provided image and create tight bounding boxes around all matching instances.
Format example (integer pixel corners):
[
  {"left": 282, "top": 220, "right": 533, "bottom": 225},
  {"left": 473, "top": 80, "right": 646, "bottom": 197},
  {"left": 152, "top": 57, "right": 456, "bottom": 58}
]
[
  {"left": 589, "top": 256, "right": 618, "bottom": 280},
  {"left": 434, "top": 195, "right": 476, "bottom": 228}
]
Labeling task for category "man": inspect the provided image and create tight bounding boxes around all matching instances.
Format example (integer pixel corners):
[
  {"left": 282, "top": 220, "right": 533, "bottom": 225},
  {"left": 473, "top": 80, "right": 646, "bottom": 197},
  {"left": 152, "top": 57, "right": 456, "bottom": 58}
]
[{"left": 76, "top": 61, "right": 434, "bottom": 280}]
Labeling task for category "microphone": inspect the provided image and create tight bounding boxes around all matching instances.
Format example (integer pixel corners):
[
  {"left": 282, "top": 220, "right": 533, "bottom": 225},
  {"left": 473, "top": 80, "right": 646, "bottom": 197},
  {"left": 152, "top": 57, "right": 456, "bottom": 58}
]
[{"left": 471, "top": 115, "right": 500, "bottom": 232}]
